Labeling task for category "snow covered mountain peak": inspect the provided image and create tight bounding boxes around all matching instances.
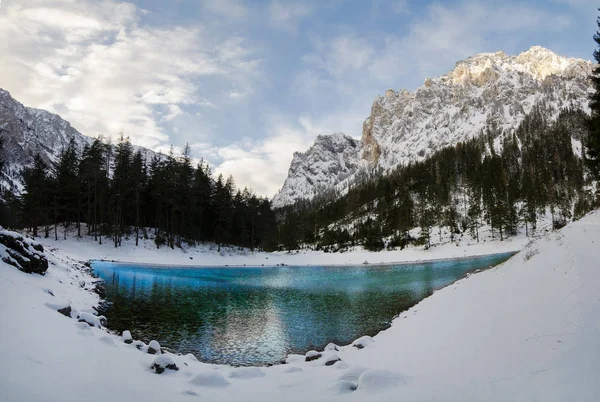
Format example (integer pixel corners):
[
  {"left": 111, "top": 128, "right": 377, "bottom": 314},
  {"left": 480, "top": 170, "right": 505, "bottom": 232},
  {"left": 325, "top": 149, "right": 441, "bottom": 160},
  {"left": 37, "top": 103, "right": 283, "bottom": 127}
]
[
  {"left": 274, "top": 46, "right": 592, "bottom": 208},
  {"left": 272, "top": 132, "right": 361, "bottom": 208}
]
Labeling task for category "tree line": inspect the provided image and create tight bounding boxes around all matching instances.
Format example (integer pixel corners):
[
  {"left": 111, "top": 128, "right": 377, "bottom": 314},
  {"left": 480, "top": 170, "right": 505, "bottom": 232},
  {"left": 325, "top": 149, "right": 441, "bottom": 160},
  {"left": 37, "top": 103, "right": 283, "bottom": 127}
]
[
  {"left": 15, "top": 136, "right": 278, "bottom": 251},
  {"left": 277, "top": 105, "right": 597, "bottom": 252}
]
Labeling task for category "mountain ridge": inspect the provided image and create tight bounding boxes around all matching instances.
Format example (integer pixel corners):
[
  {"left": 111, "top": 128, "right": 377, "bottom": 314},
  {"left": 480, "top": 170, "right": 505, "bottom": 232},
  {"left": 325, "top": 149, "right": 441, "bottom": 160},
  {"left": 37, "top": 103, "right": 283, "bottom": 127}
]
[
  {"left": 272, "top": 46, "right": 593, "bottom": 208},
  {"left": 0, "top": 88, "right": 156, "bottom": 196}
]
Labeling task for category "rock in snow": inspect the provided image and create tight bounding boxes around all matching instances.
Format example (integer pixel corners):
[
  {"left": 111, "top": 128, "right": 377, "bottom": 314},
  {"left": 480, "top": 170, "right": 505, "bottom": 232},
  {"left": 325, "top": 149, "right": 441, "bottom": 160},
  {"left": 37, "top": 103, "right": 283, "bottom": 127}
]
[
  {"left": 148, "top": 340, "right": 161, "bottom": 355},
  {"left": 77, "top": 312, "right": 106, "bottom": 328},
  {"left": 189, "top": 371, "right": 230, "bottom": 388},
  {"left": 122, "top": 331, "right": 133, "bottom": 344},
  {"left": 352, "top": 335, "right": 374, "bottom": 349},
  {"left": 0, "top": 230, "right": 48, "bottom": 274},
  {"left": 151, "top": 355, "right": 178, "bottom": 374},
  {"left": 305, "top": 350, "right": 322, "bottom": 362}
]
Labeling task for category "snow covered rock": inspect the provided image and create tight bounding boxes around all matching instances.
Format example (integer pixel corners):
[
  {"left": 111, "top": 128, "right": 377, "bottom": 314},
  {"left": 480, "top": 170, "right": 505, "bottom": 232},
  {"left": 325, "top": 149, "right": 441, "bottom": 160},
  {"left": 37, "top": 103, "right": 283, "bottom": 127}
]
[
  {"left": 356, "top": 370, "right": 411, "bottom": 392},
  {"left": 77, "top": 312, "right": 106, "bottom": 328},
  {"left": 228, "top": 367, "right": 265, "bottom": 379},
  {"left": 148, "top": 340, "right": 161, "bottom": 354},
  {"left": 133, "top": 340, "right": 147, "bottom": 352},
  {"left": 324, "top": 342, "right": 339, "bottom": 352},
  {"left": 352, "top": 335, "right": 374, "bottom": 349},
  {"left": 0, "top": 230, "right": 48, "bottom": 275},
  {"left": 323, "top": 353, "right": 341, "bottom": 366},
  {"left": 122, "top": 330, "right": 133, "bottom": 344},
  {"left": 151, "top": 355, "right": 178, "bottom": 374},
  {"left": 305, "top": 350, "right": 322, "bottom": 362},
  {"left": 189, "top": 371, "right": 230, "bottom": 388}
]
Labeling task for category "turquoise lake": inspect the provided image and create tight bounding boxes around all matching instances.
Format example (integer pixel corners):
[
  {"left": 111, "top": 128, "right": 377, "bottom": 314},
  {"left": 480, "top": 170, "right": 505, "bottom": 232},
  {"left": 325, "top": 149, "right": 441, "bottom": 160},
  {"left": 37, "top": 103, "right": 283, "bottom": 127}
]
[{"left": 92, "top": 253, "right": 513, "bottom": 366}]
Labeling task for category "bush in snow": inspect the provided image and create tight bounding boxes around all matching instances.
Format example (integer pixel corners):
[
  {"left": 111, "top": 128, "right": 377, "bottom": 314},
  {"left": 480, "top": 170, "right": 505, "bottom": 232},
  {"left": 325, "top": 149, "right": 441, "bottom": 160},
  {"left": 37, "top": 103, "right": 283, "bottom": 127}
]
[
  {"left": 151, "top": 355, "right": 178, "bottom": 374},
  {"left": 148, "top": 340, "right": 161, "bottom": 354},
  {"left": 0, "top": 230, "right": 48, "bottom": 275}
]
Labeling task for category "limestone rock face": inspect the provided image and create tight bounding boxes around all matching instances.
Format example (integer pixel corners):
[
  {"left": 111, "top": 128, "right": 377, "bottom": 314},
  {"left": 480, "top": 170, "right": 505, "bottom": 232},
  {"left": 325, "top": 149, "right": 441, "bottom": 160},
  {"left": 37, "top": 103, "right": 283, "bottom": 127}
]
[{"left": 273, "top": 46, "right": 592, "bottom": 208}]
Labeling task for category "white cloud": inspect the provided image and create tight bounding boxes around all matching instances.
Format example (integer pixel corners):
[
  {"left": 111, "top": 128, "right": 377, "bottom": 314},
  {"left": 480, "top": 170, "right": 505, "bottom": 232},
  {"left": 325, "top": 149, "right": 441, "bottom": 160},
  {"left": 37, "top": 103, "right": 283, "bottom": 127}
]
[
  {"left": 0, "top": 0, "right": 261, "bottom": 149},
  {"left": 202, "top": 0, "right": 248, "bottom": 19},
  {"left": 213, "top": 115, "right": 320, "bottom": 196},
  {"left": 268, "top": 1, "right": 314, "bottom": 30}
]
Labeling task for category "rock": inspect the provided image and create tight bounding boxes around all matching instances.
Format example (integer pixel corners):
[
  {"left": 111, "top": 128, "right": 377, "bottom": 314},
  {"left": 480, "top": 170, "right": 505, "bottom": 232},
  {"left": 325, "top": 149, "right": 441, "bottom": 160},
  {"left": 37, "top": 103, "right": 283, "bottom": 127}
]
[
  {"left": 0, "top": 230, "right": 48, "bottom": 275},
  {"left": 324, "top": 343, "right": 339, "bottom": 352},
  {"left": 122, "top": 330, "right": 133, "bottom": 344},
  {"left": 151, "top": 355, "right": 178, "bottom": 374},
  {"left": 57, "top": 306, "right": 72, "bottom": 317},
  {"left": 77, "top": 312, "right": 105, "bottom": 327},
  {"left": 148, "top": 340, "right": 161, "bottom": 354},
  {"left": 352, "top": 335, "right": 374, "bottom": 350},
  {"left": 325, "top": 356, "right": 341, "bottom": 366},
  {"left": 305, "top": 350, "right": 322, "bottom": 362}
]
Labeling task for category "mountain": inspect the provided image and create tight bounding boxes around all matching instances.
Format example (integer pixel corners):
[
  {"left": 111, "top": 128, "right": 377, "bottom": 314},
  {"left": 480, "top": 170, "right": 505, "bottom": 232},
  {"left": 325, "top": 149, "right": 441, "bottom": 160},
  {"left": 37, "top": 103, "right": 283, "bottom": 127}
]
[
  {"left": 272, "top": 133, "right": 362, "bottom": 207},
  {"left": 273, "top": 46, "right": 592, "bottom": 208},
  {"left": 0, "top": 89, "right": 154, "bottom": 196}
]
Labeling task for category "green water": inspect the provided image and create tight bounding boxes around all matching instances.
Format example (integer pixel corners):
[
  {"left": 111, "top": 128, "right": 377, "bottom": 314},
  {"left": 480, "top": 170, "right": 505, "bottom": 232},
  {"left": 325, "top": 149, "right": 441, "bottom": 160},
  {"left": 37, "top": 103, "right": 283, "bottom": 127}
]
[{"left": 93, "top": 252, "right": 513, "bottom": 366}]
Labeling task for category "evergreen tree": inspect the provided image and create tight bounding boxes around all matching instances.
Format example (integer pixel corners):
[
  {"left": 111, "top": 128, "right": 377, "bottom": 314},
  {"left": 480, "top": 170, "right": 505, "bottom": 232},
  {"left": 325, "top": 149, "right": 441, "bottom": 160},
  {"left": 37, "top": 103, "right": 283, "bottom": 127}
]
[{"left": 586, "top": 11, "right": 600, "bottom": 180}]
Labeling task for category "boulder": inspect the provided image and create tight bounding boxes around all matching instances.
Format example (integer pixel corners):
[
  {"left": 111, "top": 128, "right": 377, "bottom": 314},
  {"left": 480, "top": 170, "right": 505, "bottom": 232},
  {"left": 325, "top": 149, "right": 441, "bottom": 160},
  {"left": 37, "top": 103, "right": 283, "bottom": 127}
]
[
  {"left": 0, "top": 230, "right": 48, "bottom": 275},
  {"left": 305, "top": 350, "right": 322, "bottom": 362},
  {"left": 57, "top": 306, "right": 72, "bottom": 318},
  {"left": 122, "top": 330, "right": 133, "bottom": 344},
  {"left": 148, "top": 340, "right": 161, "bottom": 354},
  {"left": 151, "top": 355, "right": 178, "bottom": 374},
  {"left": 352, "top": 335, "right": 374, "bottom": 350}
]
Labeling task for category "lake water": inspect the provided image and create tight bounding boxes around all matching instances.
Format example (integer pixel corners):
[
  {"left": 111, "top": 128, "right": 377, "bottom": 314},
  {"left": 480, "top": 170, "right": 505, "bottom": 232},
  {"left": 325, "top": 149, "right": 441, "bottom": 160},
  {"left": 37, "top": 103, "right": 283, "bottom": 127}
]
[{"left": 93, "top": 253, "right": 513, "bottom": 366}]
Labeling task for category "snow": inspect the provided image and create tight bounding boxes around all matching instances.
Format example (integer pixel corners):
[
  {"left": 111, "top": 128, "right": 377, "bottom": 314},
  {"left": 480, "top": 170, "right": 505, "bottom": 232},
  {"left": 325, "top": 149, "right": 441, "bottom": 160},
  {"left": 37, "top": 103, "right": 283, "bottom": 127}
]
[
  {"left": 33, "top": 224, "right": 527, "bottom": 268},
  {"left": 2, "top": 210, "right": 600, "bottom": 401}
]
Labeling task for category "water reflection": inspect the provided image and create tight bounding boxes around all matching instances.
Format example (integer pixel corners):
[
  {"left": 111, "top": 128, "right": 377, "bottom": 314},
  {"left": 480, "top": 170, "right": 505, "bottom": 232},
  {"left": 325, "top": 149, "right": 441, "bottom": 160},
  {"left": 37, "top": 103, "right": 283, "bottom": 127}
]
[{"left": 94, "top": 253, "right": 513, "bottom": 366}]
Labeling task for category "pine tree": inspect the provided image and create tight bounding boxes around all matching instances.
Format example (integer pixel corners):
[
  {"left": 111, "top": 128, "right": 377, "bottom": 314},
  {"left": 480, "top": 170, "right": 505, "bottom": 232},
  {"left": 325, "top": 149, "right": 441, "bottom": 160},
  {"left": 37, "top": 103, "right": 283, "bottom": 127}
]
[
  {"left": 586, "top": 11, "right": 600, "bottom": 180},
  {"left": 21, "top": 154, "right": 49, "bottom": 237}
]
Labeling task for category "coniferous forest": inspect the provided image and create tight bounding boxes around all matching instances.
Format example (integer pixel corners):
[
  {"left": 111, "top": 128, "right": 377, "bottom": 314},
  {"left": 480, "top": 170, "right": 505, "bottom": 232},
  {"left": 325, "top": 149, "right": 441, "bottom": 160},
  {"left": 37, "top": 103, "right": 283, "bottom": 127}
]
[
  {"left": 277, "top": 105, "right": 599, "bottom": 252},
  {"left": 7, "top": 136, "right": 279, "bottom": 251}
]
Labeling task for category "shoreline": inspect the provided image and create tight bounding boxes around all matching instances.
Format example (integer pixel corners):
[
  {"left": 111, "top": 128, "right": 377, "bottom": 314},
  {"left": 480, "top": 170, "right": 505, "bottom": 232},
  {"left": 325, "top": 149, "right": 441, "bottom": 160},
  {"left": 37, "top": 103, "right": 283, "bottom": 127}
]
[{"left": 89, "top": 250, "right": 519, "bottom": 269}]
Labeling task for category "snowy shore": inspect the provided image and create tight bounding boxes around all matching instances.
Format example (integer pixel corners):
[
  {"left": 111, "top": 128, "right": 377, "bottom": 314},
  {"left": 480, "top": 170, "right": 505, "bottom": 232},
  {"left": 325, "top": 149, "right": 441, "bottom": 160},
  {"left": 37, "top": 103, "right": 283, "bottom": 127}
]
[
  {"left": 1, "top": 211, "right": 599, "bottom": 401},
  {"left": 35, "top": 226, "right": 530, "bottom": 268}
]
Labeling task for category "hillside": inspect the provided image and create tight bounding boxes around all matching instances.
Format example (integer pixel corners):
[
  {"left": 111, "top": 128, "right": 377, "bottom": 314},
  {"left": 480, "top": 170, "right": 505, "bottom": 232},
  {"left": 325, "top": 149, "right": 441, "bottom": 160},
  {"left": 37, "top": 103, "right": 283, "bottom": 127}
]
[{"left": 0, "top": 89, "right": 155, "bottom": 196}]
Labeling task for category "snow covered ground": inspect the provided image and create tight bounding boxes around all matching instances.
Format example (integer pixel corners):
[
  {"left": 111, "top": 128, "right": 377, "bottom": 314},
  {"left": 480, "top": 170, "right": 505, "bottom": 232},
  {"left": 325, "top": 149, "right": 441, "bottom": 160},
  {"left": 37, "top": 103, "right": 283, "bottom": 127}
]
[
  {"left": 34, "top": 224, "right": 531, "bottom": 268},
  {"left": 2, "top": 210, "right": 599, "bottom": 401}
]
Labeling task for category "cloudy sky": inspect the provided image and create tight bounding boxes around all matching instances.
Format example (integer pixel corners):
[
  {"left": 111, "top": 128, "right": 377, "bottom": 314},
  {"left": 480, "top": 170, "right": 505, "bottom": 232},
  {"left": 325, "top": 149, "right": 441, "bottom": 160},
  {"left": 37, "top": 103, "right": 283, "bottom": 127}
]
[{"left": 0, "top": 0, "right": 596, "bottom": 196}]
